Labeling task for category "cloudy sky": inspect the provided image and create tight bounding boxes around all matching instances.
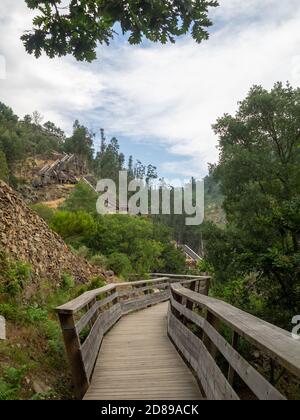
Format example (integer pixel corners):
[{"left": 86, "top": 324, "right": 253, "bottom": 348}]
[{"left": 1, "top": 0, "right": 300, "bottom": 180}]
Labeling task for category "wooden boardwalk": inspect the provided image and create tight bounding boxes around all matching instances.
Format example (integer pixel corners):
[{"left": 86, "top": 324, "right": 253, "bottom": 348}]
[
  {"left": 84, "top": 302, "right": 202, "bottom": 400},
  {"left": 57, "top": 277, "right": 300, "bottom": 400}
]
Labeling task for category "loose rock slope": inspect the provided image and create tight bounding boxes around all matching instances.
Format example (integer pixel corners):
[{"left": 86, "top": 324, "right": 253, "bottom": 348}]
[{"left": 0, "top": 180, "right": 105, "bottom": 284}]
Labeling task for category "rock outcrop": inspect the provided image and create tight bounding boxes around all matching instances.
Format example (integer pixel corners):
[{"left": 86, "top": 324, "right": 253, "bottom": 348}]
[{"left": 0, "top": 181, "right": 105, "bottom": 284}]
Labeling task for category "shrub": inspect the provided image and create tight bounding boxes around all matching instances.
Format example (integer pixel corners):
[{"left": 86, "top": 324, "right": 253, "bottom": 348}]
[
  {"left": 74, "top": 246, "right": 91, "bottom": 259},
  {"left": 87, "top": 276, "right": 106, "bottom": 291},
  {"left": 89, "top": 254, "right": 108, "bottom": 268},
  {"left": 196, "top": 259, "right": 214, "bottom": 274},
  {"left": 50, "top": 210, "right": 95, "bottom": 242},
  {"left": 74, "top": 276, "right": 107, "bottom": 297},
  {"left": 43, "top": 320, "right": 65, "bottom": 358},
  {"left": 30, "top": 204, "right": 54, "bottom": 223},
  {"left": 0, "top": 366, "right": 27, "bottom": 400},
  {"left": 24, "top": 306, "right": 48, "bottom": 324},
  {"left": 107, "top": 253, "right": 133, "bottom": 278},
  {"left": 0, "top": 260, "right": 32, "bottom": 298},
  {"left": 61, "top": 181, "right": 98, "bottom": 214},
  {"left": 61, "top": 273, "right": 75, "bottom": 290},
  {"left": 0, "top": 303, "right": 19, "bottom": 322}
]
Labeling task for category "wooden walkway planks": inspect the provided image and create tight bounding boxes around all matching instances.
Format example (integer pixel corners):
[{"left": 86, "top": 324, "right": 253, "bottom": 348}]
[{"left": 84, "top": 302, "right": 203, "bottom": 400}]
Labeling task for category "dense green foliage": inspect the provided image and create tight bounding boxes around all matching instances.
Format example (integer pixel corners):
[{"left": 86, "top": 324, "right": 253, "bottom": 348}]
[
  {"left": 0, "top": 101, "right": 185, "bottom": 280},
  {"left": 22, "top": 0, "right": 218, "bottom": 62},
  {"left": 0, "top": 104, "right": 64, "bottom": 184},
  {"left": 204, "top": 83, "right": 300, "bottom": 328},
  {"left": 64, "top": 120, "right": 94, "bottom": 162},
  {"left": 30, "top": 204, "right": 55, "bottom": 223}
]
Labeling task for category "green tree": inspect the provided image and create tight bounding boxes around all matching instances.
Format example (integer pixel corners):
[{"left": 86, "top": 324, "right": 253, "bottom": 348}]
[
  {"left": 0, "top": 149, "right": 9, "bottom": 181},
  {"left": 64, "top": 120, "right": 94, "bottom": 162},
  {"left": 22, "top": 0, "right": 218, "bottom": 62},
  {"left": 207, "top": 82, "right": 300, "bottom": 326},
  {"left": 50, "top": 210, "right": 96, "bottom": 243},
  {"left": 43, "top": 121, "right": 65, "bottom": 141},
  {"left": 107, "top": 252, "right": 133, "bottom": 278},
  {"left": 128, "top": 155, "right": 134, "bottom": 180},
  {"left": 94, "top": 136, "right": 122, "bottom": 182},
  {"left": 146, "top": 164, "right": 158, "bottom": 185},
  {"left": 62, "top": 181, "right": 99, "bottom": 214}
]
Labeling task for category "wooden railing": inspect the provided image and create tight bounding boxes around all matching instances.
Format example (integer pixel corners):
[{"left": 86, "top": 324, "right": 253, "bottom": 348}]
[
  {"left": 168, "top": 283, "right": 300, "bottom": 400},
  {"left": 56, "top": 275, "right": 210, "bottom": 399}
]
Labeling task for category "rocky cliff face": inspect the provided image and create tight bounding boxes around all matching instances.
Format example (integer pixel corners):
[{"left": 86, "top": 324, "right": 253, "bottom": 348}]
[{"left": 0, "top": 181, "right": 105, "bottom": 285}]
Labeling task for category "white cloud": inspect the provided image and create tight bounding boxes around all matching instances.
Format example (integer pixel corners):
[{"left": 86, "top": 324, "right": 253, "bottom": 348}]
[
  {"left": 0, "top": 0, "right": 104, "bottom": 131},
  {"left": 90, "top": 0, "right": 300, "bottom": 176},
  {"left": 0, "top": 0, "right": 300, "bottom": 177}
]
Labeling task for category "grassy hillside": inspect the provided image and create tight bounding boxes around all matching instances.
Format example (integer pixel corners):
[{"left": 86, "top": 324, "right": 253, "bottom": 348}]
[{"left": 0, "top": 249, "right": 106, "bottom": 400}]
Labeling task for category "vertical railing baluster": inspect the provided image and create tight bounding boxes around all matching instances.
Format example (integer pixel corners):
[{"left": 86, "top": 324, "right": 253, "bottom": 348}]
[
  {"left": 228, "top": 331, "right": 239, "bottom": 386},
  {"left": 58, "top": 311, "right": 89, "bottom": 400},
  {"left": 203, "top": 311, "right": 220, "bottom": 360}
]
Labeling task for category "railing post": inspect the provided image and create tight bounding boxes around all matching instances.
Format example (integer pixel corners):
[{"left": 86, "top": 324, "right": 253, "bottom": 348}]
[
  {"left": 203, "top": 278, "right": 211, "bottom": 296},
  {"left": 58, "top": 311, "right": 89, "bottom": 400},
  {"left": 203, "top": 311, "right": 220, "bottom": 360},
  {"left": 228, "top": 331, "right": 239, "bottom": 386},
  {"left": 186, "top": 280, "right": 196, "bottom": 311},
  {"left": 88, "top": 298, "right": 97, "bottom": 326}
]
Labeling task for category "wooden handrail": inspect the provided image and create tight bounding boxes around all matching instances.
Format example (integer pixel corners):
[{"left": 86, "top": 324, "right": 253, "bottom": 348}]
[
  {"left": 150, "top": 273, "right": 210, "bottom": 279},
  {"left": 169, "top": 283, "right": 300, "bottom": 400},
  {"left": 56, "top": 275, "right": 209, "bottom": 314},
  {"left": 56, "top": 275, "right": 210, "bottom": 399}
]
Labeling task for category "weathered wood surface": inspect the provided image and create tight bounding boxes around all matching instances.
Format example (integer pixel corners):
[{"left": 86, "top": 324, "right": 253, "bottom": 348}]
[
  {"left": 57, "top": 276, "right": 209, "bottom": 399},
  {"left": 84, "top": 303, "right": 203, "bottom": 400},
  {"left": 171, "top": 284, "right": 300, "bottom": 379},
  {"left": 170, "top": 296, "right": 285, "bottom": 400},
  {"left": 121, "top": 290, "right": 170, "bottom": 315},
  {"left": 168, "top": 310, "right": 239, "bottom": 400},
  {"left": 57, "top": 276, "right": 207, "bottom": 314},
  {"left": 57, "top": 275, "right": 300, "bottom": 400}
]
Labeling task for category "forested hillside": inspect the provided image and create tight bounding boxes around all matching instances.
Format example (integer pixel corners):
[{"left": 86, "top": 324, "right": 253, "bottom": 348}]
[
  {"left": 0, "top": 101, "right": 224, "bottom": 282},
  {"left": 203, "top": 83, "right": 300, "bottom": 330},
  {"left": 1, "top": 83, "right": 300, "bottom": 399},
  {"left": 0, "top": 102, "right": 189, "bottom": 399}
]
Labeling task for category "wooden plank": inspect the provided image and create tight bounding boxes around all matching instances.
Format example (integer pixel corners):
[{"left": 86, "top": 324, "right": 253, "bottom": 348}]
[
  {"left": 117, "top": 277, "right": 169, "bottom": 287},
  {"left": 121, "top": 290, "right": 170, "bottom": 314},
  {"left": 57, "top": 278, "right": 168, "bottom": 314},
  {"left": 75, "top": 292, "right": 119, "bottom": 334},
  {"left": 56, "top": 276, "right": 210, "bottom": 315},
  {"left": 58, "top": 312, "right": 89, "bottom": 399},
  {"left": 228, "top": 331, "right": 239, "bottom": 386},
  {"left": 118, "top": 283, "right": 168, "bottom": 299},
  {"left": 57, "top": 284, "right": 116, "bottom": 314},
  {"left": 170, "top": 297, "right": 285, "bottom": 400},
  {"left": 151, "top": 273, "right": 211, "bottom": 280},
  {"left": 81, "top": 303, "right": 123, "bottom": 379},
  {"left": 171, "top": 284, "right": 300, "bottom": 379},
  {"left": 84, "top": 302, "right": 203, "bottom": 400}
]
